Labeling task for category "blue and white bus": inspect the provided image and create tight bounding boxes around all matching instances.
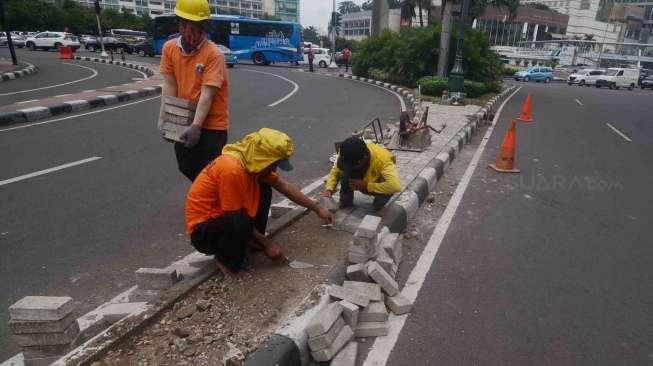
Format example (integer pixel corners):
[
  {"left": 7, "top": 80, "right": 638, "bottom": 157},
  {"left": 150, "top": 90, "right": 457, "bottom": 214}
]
[{"left": 153, "top": 14, "right": 303, "bottom": 65}]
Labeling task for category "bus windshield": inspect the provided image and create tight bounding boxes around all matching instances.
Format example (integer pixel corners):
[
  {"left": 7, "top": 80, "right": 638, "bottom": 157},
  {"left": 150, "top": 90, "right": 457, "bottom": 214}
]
[{"left": 152, "top": 15, "right": 303, "bottom": 65}]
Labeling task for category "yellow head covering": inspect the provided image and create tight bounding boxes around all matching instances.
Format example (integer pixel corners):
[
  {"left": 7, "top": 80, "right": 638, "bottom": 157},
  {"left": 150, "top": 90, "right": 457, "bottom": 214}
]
[{"left": 222, "top": 128, "right": 294, "bottom": 173}]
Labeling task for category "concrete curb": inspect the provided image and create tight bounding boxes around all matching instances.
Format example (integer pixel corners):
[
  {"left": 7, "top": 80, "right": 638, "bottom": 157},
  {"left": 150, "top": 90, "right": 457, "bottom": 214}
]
[
  {"left": 0, "top": 57, "right": 161, "bottom": 127},
  {"left": 0, "top": 62, "right": 38, "bottom": 82},
  {"left": 246, "top": 81, "right": 519, "bottom": 365}
]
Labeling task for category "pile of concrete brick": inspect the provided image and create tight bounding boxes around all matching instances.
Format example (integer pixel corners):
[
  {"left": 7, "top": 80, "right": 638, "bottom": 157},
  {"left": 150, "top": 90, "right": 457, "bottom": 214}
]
[
  {"left": 304, "top": 215, "right": 413, "bottom": 365},
  {"left": 9, "top": 296, "right": 79, "bottom": 366},
  {"left": 161, "top": 96, "right": 196, "bottom": 143}
]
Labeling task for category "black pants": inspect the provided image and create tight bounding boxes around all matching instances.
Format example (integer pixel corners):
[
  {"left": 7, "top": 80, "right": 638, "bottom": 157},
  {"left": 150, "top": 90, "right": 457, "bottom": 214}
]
[
  {"left": 174, "top": 129, "right": 227, "bottom": 182},
  {"left": 344, "top": 59, "right": 349, "bottom": 72},
  {"left": 190, "top": 184, "right": 272, "bottom": 271},
  {"left": 340, "top": 169, "right": 392, "bottom": 210},
  {"left": 308, "top": 60, "right": 314, "bottom": 72}
]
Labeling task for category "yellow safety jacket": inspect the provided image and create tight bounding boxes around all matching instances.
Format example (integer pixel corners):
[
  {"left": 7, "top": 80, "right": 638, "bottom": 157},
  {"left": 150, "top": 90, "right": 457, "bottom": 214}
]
[{"left": 326, "top": 143, "right": 401, "bottom": 195}]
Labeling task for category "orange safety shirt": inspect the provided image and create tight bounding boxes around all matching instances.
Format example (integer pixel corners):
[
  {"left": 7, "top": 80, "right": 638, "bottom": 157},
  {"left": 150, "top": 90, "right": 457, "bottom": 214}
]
[
  {"left": 160, "top": 37, "right": 229, "bottom": 130},
  {"left": 185, "top": 155, "right": 279, "bottom": 234}
]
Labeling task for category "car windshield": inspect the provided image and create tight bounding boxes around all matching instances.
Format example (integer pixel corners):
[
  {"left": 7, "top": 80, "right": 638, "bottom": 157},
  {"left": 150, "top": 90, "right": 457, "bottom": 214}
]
[{"left": 605, "top": 70, "right": 618, "bottom": 76}]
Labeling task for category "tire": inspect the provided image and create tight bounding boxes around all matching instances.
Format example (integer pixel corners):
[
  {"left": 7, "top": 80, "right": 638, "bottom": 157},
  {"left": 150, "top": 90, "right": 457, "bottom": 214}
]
[
  {"left": 54, "top": 42, "right": 62, "bottom": 49},
  {"left": 27, "top": 42, "right": 36, "bottom": 51},
  {"left": 567, "top": 82, "right": 573, "bottom": 85},
  {"left": 319, "top": 60, "right": 327, "bottom": 68},
  {"left": 524, "top": 76, "right": 530, "bottom": 82},
  {"left": 138, "top": 50, "right": 145, "bottom": 57},
  {"left": 628, "top": 84, "right": 634, "bottom": 91},
  {"left": 252, "top": 52, "right": 266, "bottom": 65},
  {"left": 579, "top": 80, "right": 585, "bottom": 86}
]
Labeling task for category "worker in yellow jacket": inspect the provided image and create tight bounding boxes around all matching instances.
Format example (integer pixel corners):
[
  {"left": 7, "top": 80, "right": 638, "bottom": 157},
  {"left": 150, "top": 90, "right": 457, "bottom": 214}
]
[{"left": 324, "top": 137, "right": 401, "bottom": 210}]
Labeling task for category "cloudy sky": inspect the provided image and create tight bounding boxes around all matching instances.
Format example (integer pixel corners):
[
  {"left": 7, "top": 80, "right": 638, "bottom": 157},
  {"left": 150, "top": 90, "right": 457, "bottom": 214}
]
[{"left": 300, "top": 0, "right": 366, "bottom": 34}]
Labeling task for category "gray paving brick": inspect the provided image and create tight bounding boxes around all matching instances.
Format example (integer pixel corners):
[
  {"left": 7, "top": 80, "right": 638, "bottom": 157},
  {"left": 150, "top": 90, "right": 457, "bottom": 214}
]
[
  {"left": 328, "top": 285, "right": 371, "bottom": 307},
  {"left": 94, "top": 302, "right": 148, "bottom": 324},
  {"left": 311, "top": 325, "right": 354, "bottom": 362},
  {"left": 354, "top": 215, "right": 381, "bottom": 239},
  {"left": 23, "top": 355, "right": 61, "bottom": 366},
  {"left": 346, "top": 263, "right": 369, "bottom": 282},
  {"left": 367, "top": 262, "right": 399, "bottom": 296},
  {"left": 9, "top": 297, "right": 74, "bottom": 321},
  {"left": 134, "top": 267, "right": 180, "bottom": 290},
  {"left": 330, "top": 341, "right": 358, "bottom": 366},
  {"left": 375, "top": 250, "right": 395, "bottom": 277},
  {"left": 380, "top": 233, "right": 402, "bottom": 263},
  {"left": 343, "top": 281, "right": 382, "bottom": 302},
  {"left": 339, "top": 301, "right": 359, "bottom": 329},
  {"left": 13, "top": 321, "right": 79, "bottom": 347},
  {"left": 308, "top": 317, "right": 345, "bottom": 351},
  {"left": 354, "top": 321, "right": 388, "bottom": 338},
  {"left": 385, "top": 293, "right": 413, "bottom": 315},
  {"left": 21, "top": 344, "right": 69, "bottom": 359},
  {"left": 306, "top": 302, "right": 343, "bottom": 338},
  {"left": 359, "top": 301, "right": 388, "bottom": 322},
  {"left": 9, "top": 312, "right": 76, "bottom": 334}
]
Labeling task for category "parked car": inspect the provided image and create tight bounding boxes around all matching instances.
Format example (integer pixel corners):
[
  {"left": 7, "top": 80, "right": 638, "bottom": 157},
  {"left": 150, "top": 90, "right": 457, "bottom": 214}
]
[
  {"left": 567, "top": 69, "right": 604, "bottom": 86},
  {"left": 217, "top": 44, "right": 237, "bottom": 68},
  {"left": 79, "top": 35, "right": 97, "bottom": 46},
  {"left": 595, "top": 68, "right": 639, "bottom": 90},
  {"left": 0, "top": 33, "right": 26, "bottom": 48},
  {"left": 640, "top": 76, "right": 653, "bottom": 89},
  {"left": 514, "top": 66, "right": 554, "bottom": 83},
  {"left": 25, "top": 31, "right": 80, "bottom": 51},
  {"left": 129, "top": 39, "right": 155, "bottom": 57},
  {"left": 300, "top": 47, "right": 331, "bottom": 68},
  {"left": 84, "top": 36, "right": 129, "bottom": 52}
]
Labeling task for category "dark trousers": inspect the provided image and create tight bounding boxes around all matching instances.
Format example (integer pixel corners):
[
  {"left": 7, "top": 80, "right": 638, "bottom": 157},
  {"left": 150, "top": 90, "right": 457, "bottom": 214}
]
[
  {"left": 344, "top": 59, "right": 349, "bottom": 72},
  {"left": 174, "top": 129, "right": 227, "bottom": 182},
  {"left": 308, "top": 59, "right": 314, "bottom": 72},
  {"left": 339, "top": 170, "right": 392, "bottom": 210},
  {"left": 190, "top": 184, "right": 272, "bottom": 271}
]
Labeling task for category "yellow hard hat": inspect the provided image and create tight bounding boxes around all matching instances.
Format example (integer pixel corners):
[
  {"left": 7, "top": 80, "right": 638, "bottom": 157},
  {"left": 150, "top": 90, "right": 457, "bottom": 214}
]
[{"left": 174, "top": 0, "right": 210, "bottom": 22}]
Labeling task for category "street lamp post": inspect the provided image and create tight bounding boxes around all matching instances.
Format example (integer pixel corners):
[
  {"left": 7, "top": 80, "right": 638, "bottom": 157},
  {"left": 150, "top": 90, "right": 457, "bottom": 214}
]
[
  {"left": 0, "top": 0, "right": 17, "bottom": 65},
  {"left": 329, "top": 0, "right": 339, "bottom": 69},
  {"left": 94, "top": 0, "right": 108, "bottom": 58},
  {"left": 447, "top": 0, "right": 472, "bottom": 102}
]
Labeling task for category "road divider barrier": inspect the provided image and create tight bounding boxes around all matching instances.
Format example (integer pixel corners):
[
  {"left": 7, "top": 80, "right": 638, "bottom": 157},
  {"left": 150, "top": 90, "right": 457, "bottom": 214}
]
[{"left": 1, "top": 62, "right": 38, "bottom": 83}]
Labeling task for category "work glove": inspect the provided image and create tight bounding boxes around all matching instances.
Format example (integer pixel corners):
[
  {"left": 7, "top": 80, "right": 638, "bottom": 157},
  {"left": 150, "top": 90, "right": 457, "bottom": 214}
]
[{"left": 180, "top": 125, "right": 201, "bottom": 148}]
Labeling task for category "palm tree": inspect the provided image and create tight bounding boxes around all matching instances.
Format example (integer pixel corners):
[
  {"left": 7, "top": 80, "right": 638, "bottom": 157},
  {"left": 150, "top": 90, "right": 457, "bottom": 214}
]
[
  {"left": 437, "top": 0, "right": 519, "bottom": 76},
  {"left": 328, "top": 11, "right": 342, "bottom": 38},
  {"left": 338, "top": 0, "right": 361, "bottom": 14}
]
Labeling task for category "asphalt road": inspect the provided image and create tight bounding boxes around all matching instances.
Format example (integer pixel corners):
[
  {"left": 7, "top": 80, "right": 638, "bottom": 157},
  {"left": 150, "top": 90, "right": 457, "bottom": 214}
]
[
  {"left": 0, "top": 49, "right": 146, "bottom": 106},
  {"left": 0, "top": 60, "right": 400, "bottom": 358},
  {"left": 386, "top": 82, "right": 653, "bottom": 366}
]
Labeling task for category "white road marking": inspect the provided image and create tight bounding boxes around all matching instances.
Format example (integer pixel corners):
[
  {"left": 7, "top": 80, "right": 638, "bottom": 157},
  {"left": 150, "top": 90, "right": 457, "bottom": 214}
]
[
  {"left": 55, "top": 93, "right": 72, "bottom": 98},
  {"left": 112, "top": 64, "right": 148, "bottom": 79},
  {"left": 605, "top": 123, "right": 632, "bottom": 142},
  {"left": 362, "top": 86, "right": 522, "bottom": 366},
  {"left": 16, "top": 99, "right": 39, "bottom": 104},
  {"left": 0, "top": 95, "right": 160, "bottom": 133},
  {"left": 0, "top": 157, "right": 102, "bottom": 187},
  {"left": 0, "top": 63, "right": 98, "bottom": 97},
  {"left": 575, "top": 98, "right": 583, "bottom": 106},
  {"left": 240, "top": 68, "right": 299, "bottom": 107}
]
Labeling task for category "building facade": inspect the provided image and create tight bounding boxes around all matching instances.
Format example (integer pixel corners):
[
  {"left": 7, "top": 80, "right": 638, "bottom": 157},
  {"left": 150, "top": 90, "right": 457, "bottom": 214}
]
[
  {"left": 341, "top": 9, "right": 423, "bottom": 41},
  {"left": 72, "top": 0, "right": 298, "bottom": 21}
]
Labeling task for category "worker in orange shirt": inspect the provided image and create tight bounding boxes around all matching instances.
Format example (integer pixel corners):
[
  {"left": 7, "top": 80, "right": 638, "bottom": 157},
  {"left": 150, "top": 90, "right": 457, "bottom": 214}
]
[
  {"left": 186, "top": 128, "right": 334, "bottom": 277},
  {"left": 158, "top": 0, "right": 229, "bottom": 181}
]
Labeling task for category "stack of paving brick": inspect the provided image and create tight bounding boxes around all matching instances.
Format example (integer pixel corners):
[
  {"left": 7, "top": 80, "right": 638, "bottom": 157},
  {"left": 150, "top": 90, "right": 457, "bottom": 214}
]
[
  {"left": 161, "top": 96, "right": 196, "bottom": 143},
  {"left": 9, "top": 296, "right": 79, "bottom": 366},
  {"left": 304, "top": 215, "right": 414, "bottom": 365}
]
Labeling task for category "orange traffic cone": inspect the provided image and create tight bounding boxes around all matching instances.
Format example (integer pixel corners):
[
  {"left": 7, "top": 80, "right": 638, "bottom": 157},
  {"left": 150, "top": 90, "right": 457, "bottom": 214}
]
[
  {"left": 516, "top": 94, "right": 534, "bottom": 123},
  {"left": 489, "top": 120, "right": 520, "bottom": 173}
]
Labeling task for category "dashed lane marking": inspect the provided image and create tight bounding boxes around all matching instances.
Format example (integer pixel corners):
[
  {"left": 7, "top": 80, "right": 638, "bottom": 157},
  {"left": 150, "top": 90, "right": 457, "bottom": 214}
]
[
  {"left": 605, "top": 123, "right": 632, "bottom": 142},
  {"left": 0, "top": 157, "right": 102, "bottom": 187}
]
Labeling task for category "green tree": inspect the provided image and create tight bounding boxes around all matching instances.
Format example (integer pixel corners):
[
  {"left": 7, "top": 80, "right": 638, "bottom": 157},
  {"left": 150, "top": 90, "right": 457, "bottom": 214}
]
[
  {"left": 362, "top": 0, "right": 400, "bottom": 10},
  {"left": 302, "top": 26, "right": 321, "bottom": 43},
  {"left": 338, "top": 1, "right": 361, "bottom": 14},
  {"left": 525, "top": 2, "right": 554, "bottom": 11}
]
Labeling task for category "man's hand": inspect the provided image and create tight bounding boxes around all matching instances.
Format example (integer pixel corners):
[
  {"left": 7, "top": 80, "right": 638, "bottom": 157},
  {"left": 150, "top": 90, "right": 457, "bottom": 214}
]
[
  {"left": 180, "top": 125, "right": 201, "bottom": 148},
  {"left": 316, "top": 207, "right": 334, "bottom": 225},
  {"left": 323, "top": 190, "right": 333, "bottom": 199},
  {"left": 349, "top": 179, "right": 367, "bottom": 192},
  {"left": 265, "top": 243, "right": 288, "bottom": 264}
]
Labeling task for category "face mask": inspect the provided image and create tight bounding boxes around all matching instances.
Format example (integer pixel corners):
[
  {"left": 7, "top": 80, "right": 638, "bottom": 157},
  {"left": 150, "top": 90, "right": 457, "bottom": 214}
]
[{"left": 179, "top": 22, "right": 205, "bottom": 53}]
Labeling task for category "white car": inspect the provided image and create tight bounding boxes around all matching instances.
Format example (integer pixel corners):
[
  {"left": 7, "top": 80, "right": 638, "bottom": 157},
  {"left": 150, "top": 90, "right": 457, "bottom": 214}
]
[
  {"left": 567, "top": 69, "right": 604, "bottom": 86},
  {"left": 300, "top": 47, "right": 331, "bottom": 68},
  {"left": 595, "top": 68, "right": 640, "bottom": 90},
  {"left": 25, "top": 31, "right": 80, "bottom": 51}
]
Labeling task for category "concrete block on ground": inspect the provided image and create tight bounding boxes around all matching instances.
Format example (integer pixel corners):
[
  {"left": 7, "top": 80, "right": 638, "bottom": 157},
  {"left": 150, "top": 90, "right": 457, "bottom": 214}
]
[
  {"left": 63, "top": 100, "right": 90, "bottom": 112},
  {"left": 94, "top": 302, "right": 148, "bottom": 324},
  {"left": 97, "top": 94, "right": 118, "bottom": 105},
  {"left": 348, "top": 250, "right": 371, "bottom": 264},
  {"left": 182, "top": 251, "right": 215, "bottom": 268},
  {"left": 18, "top": 107, "right": 51, "bottom": 122},
  {"left": 165, "top": 263, "right": 202, "bottom": 279},
  {"left": 76, "top": 312, "right": 110, "bottom": 344},
  {"left": 328, "top": 285, "right": 370, "bottom": 308},
  {"left": 134, "top": 267, "right": 180, "bottom": 290},
  {"left": 9, "top": 312, "right": 76, "bottom": 334},
  {"left": 127, "top": 288, "right": 159, "bottom": 303},
  {"left": 367, "top": 262, "right": 399, "bottom": 296},
  {"left": 13, "top": 322, "right": 79, "bottom": 347},
  {"left": 385, "top": 293, "right": 413, "bottom": 315},
  {"left": 354, "top": 321, "right": 388, "bottom": 338},
  {"left": 345, "top": 263, "right": 369, "bottom": 282},
  {"left": 270, "top": 202, "right": 295, "bottom": 218},
  {"left": 310, "top": 325, "right": 354, "bottom": 362},
  {"left": 375, "top": 250, "right": 395, "bottom": 277},
  {"left": 9, "top": 297, "right": 74, "bottom": 322},
  {"left": 359, "top": 301, "right": 388, "bottom": 323},
  {"left": 23, "top": 355, "right": 61, "bottom": 366},
  {"left": 354, "top": 215, "right": 381, "bottom": 240},
  {"left": 21, "top": 344, "right": 69, "bottom": 359},
  {"left": 308, "top": 317, "right": 345, "bottom": 351},
  {"left": 330, "top": 341, "right": 358, "bottom": 366},
  {"left": 380, "top": 233, "right": 402, "bottom": 263},
  {"left": 305, "top": 302, "right": 343, "bottom": 338},
  {"left": 343, "top": 281, "right": 382, "bottom": 302},
  {"left": 338, "top": 301, "right": 359, "bottom": 329}
]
